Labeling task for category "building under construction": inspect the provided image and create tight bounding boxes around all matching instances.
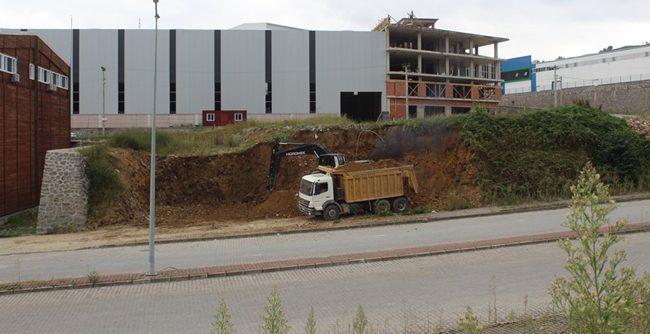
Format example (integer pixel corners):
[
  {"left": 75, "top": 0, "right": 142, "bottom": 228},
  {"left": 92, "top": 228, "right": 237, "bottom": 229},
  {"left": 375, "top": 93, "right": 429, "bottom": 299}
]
[{"left": 0, "top": 14, "right": 507, "bottom": 126}]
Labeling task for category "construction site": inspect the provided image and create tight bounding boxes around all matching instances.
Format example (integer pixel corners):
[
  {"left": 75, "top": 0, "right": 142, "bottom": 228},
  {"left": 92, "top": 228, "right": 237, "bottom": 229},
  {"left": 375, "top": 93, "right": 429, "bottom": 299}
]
[{"left": 88, "top": 124, "right": 478, "bottom": 232}]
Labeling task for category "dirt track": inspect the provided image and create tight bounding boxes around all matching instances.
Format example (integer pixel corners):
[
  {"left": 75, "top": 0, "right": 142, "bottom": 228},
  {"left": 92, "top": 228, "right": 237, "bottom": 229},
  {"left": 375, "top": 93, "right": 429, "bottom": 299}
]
[{"left": 88, "top": 126, "right": 480, "bottom": 230}]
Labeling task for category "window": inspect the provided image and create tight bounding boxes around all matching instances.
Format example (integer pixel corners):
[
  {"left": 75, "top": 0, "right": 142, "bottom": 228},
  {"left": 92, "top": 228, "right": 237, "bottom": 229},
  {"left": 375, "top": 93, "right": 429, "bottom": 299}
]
[
  {"left": 38, "top": 67, "right": 50, "bottom": 83},
  {"left": 0, "top": 53, "right": 18, "bottom": 74},
  {"left": 299, "top": 180, "right": 314, "bottom": 196},
  {"left": 315, "top": 182, "right": 328, "bottom": 195},
  {"left": 59, "top": 75, "right": 69, "bottom": 89},
  {"left": 29, "top": 64, "right": 35, "bottom": 80},
  {"left": 234, "top": 113, "right": 243, "bottom": 121},
  {"left": 206, "top": 113, "right": 215, "bottom": 122}
]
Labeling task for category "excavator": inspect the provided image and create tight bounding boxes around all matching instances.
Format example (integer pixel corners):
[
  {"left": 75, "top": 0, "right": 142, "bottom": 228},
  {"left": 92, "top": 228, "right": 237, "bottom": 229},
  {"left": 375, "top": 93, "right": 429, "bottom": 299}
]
[{"left": 267, "top": 140, "right": 346, "bottom": 190}]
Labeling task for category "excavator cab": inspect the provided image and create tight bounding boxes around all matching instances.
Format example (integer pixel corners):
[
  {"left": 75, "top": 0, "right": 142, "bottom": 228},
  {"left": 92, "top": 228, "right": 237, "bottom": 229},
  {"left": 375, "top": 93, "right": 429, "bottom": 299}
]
[{"left": 318, "top": 153, "right": 346, "bottom": 169}]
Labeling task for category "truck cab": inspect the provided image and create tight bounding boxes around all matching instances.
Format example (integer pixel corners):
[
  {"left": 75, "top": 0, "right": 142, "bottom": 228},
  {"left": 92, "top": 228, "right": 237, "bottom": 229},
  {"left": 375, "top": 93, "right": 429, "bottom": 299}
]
[{"left": 298, "top": 172, "right": 335, "bottom": 218}]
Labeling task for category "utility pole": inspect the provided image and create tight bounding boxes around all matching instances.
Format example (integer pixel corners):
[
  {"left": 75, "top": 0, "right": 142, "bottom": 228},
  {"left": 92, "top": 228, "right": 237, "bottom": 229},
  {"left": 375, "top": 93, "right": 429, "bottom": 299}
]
[
  {"left": 553, "top": 65, "right": 558, "bottom": 107},
  {"left": 101, "top": 66, "right": 106, "bottom": 136},
  {"left": 403, "top": 64, "right": 410, "bottom": 118},
  {"left": 148, "top": 0, "right": 160, "bottom": 277}
]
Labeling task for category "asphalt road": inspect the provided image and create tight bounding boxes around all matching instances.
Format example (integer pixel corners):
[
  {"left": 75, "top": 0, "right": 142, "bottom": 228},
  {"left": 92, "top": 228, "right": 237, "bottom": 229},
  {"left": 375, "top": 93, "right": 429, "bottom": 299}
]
[
  {"left": 1, "top": 200, "right": 649, "bottom": 283},
  {"left": 2, "top": 232, "right": 649, "bottom": 334}
]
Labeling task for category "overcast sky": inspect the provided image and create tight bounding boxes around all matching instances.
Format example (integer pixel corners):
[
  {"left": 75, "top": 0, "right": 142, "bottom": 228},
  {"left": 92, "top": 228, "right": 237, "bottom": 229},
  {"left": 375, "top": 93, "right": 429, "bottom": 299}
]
[{"left": 1, "top": 0, "right": 649, "bottom": 61}]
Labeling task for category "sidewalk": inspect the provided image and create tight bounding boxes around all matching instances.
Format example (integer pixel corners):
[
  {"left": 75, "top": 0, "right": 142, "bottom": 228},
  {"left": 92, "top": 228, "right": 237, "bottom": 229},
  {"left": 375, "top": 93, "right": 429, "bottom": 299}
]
[{"left": 2, "top": 201, "right": 648, "bottom": 294}]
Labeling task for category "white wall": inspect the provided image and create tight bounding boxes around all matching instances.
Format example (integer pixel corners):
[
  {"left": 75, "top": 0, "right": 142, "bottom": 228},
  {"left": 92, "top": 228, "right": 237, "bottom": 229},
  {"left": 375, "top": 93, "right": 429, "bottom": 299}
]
[
  {"left": 271, "top": 30, "right": 309, "bottom": 114},
  {"left": 175, "top": 30, "right": 214, "bottom": 114},
  {"left": 534, "top": 45, "right": 650, "bottom": 91},
  {"left": 124, "top": 29, "right": 170, "bottom": 114},
  {"left": 315, "top": 31, "right": 387, "bottom": 113},
  {"left": 79, "top": 30, "right": 118, "bottom": 115},
  {"left": 221, "top": 30, "right": 266, "bottom": 114}
]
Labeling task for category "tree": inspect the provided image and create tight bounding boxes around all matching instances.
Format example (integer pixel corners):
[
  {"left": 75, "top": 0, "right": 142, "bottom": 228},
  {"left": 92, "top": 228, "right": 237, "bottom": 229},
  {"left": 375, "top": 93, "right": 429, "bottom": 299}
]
[{"left": 549, "top": 162, "right": 641, "bottom": 333}]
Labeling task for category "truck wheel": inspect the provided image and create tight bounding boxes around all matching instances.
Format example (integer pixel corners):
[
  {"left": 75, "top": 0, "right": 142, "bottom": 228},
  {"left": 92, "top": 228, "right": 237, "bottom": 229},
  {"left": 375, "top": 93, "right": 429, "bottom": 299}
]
[
  {"left": 392, "top": 197, "right": 410, "bottom": 213},
  {"left": 373, "top": 199, "right": 391, "bottom": 215},
  {"left": 322, "top": 205, "right": 340, "bottom": 221}
]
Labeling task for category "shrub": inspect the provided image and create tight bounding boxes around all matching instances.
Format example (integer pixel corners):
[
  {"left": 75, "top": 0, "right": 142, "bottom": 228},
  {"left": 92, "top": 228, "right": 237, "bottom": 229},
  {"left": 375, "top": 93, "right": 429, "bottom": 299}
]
[
  {"left": 80, "top": 145, "right": 124, "bottom": 217},
  {"left": 456, "top": 105, "right": 650, "bottom": 202}
]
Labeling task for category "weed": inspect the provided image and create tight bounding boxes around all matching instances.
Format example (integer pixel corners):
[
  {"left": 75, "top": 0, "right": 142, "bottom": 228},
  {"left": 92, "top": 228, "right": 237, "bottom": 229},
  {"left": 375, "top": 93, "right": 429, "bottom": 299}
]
[
  {"left": 305, "top": 307, "right": 317, "bottom": 334},
  {"left": 458, "top": 307, "right": 483, "bottom": 334},
  {"left": 211, "top": 299, "right": 236, "bottom": 334},
  {"left": 86, "top": 269, "right": 100, "bottom": 285},
  {"left": 550, "top": 162, "right": 643, "bottom": 333},
  {"left": 352, "top": 304, "right": 369, "bottom": 334},
  {"left": 260, "top": 287, "right": 290, "bottom": 334},
  {"left": 0, "top": 209, "right": 37, "bottom": 237}
]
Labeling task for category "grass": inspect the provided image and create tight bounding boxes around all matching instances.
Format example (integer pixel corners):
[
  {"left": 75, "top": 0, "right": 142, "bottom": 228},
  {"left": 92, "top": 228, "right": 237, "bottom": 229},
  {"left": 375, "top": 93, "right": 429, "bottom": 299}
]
[
  {"left": 79, "top": 145, "right": 124, "bottom": 218},
  {"left": 101, "top": 116, "right": 355, "bottom": 157},
  {"left": 0, "top": 209, "right": 38, "bottom": 237}
]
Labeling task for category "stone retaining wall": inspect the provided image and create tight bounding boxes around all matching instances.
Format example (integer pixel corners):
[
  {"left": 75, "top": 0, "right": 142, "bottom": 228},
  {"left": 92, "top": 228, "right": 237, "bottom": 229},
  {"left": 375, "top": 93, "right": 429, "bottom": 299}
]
[
  {"left": 37, "top": 148, "right": 89, "bottom": 234},
  {"left": 500, "top": 81, "right": 650, "bottom": 115}
]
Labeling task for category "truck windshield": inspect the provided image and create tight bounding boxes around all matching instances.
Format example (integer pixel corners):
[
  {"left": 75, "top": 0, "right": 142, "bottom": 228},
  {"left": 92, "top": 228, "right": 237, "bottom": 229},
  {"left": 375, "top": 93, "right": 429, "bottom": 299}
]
[{"left": 299, "top": 179, "right": 314, "bottom": 196}]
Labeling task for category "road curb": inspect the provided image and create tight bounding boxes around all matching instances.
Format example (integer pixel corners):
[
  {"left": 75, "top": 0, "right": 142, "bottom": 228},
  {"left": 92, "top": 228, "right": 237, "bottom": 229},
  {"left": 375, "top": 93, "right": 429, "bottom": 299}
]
[
  {"left": 7, "top": 193, "right": 647, "bottom": 257},
  {"left": 2, "top": 222, "right": 649, "bottom": 295}
]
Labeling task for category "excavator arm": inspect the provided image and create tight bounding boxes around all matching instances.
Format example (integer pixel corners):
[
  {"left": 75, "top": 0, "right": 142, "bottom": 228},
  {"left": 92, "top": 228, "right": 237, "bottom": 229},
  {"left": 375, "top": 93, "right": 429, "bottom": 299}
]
[{"left": 267, "top": 141, "right": 343, "bottom": 190}]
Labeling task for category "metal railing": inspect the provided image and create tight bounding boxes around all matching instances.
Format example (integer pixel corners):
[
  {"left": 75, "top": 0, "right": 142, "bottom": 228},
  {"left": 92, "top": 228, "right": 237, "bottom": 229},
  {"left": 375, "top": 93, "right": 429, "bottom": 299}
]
[{"left": 504, "top": 73, "right": 650, "bottom": 95}]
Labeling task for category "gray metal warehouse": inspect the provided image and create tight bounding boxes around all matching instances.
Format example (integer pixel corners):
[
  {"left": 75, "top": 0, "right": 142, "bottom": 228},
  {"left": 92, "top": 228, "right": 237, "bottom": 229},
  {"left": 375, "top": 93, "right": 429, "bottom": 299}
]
[{"left": 1, "top": 16, "right": 507, "bottom": 127}]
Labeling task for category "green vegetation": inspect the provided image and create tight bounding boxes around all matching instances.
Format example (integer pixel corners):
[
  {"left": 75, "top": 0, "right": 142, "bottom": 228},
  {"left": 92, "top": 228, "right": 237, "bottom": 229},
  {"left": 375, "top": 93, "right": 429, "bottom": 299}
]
[
  {"left": 211, "top": 300, "right": 237, "bottom": 334},
  {"left": 80, "top": 145, "right": 124, "bottom": 218},
  {"left": 550, "top": 163, "right": 650, "bottom": 333},
  {"left": 260, "top": 287, "right": 290, "bottom": 334},
  {"left": 0, "top": 209, "right": 37, "bottom": 237},
  {"left": 453, "top": 105, "right": 650, "bottom": 203}
]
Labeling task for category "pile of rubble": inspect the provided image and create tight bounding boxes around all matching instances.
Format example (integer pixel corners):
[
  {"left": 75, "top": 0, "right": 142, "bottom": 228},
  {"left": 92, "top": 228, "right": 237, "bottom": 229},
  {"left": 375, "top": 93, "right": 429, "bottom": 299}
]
[{"left": 627, "top": 117, "right": 650, "bottom": 137}]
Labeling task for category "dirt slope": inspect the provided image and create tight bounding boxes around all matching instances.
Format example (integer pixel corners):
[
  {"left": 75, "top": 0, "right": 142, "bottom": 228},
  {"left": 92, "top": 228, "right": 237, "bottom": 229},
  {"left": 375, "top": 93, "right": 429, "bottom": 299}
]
[{"left": 89, "top": 126, "right": 480, "bottom": 229}]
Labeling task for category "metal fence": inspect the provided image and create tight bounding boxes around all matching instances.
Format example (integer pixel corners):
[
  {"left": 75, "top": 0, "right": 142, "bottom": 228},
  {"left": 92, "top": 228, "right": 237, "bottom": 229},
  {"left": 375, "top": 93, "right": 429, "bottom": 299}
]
[{"left": 505, "top": 73, "right": 650, "bottom": 95}]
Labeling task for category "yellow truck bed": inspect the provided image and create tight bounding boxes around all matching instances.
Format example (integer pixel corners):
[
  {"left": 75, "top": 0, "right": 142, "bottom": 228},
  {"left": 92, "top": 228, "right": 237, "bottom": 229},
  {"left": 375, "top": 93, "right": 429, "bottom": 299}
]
[{"left": 317, "top": 165, "right": 419, "bottom": 203}]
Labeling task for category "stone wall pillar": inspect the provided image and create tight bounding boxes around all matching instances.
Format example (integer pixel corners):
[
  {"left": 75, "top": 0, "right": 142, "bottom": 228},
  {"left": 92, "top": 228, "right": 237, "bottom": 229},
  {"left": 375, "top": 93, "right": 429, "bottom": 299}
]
[{"left": 37, "top": 148, "right": 89, "bottom": 234}]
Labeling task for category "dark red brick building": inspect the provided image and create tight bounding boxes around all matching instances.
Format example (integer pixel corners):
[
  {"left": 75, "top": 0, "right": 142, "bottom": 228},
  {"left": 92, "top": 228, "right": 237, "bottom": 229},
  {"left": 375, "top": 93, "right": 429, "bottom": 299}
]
[{"left": 0, "top": 34, "right": 70, "bottom": 217}]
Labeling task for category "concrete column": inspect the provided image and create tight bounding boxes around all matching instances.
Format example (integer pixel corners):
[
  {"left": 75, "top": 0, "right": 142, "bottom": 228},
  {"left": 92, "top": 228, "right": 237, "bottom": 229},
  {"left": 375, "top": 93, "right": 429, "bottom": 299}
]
[
  {"left": 445, "top": 36, "right": 449, "bottom": 53},
  {"left": 469, "top": 39, "right": 474, "bottom": 55},
  {"left": 494, "top": 42, "right": 498, "bottom": 58},
  {"left": 418, "top": 55, "right": 422, "bottom": 74},
  {"left": 445, "top": 58, "right": 450, "bottom": 76},
  {"left": 417, "top": 104, "right": 424, "bottom": 118},
  {"left": 417, "top": 32, "right": 422, "bottom": 50},
  {"left": 444, "top": 105, "right": 452, "bottom": 116},
  {"left": 470, "top": 60, "right": 474, "bottom": 78},
  {"left": 386, "top": 27, "right": 391, "bottom": 75}
]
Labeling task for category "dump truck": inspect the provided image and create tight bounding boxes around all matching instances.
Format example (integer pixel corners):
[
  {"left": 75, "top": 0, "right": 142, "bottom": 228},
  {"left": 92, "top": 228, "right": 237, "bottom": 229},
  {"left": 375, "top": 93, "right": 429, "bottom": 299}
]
[{"left": 298, "top": 164, "right": 419, "bottom": 220}]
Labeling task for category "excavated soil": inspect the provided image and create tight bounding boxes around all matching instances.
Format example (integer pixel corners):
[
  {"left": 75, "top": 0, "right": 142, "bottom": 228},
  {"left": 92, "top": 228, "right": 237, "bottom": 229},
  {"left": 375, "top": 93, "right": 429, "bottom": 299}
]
[{"left": 89, "top": 126, "right": 481, "bottom": 229}]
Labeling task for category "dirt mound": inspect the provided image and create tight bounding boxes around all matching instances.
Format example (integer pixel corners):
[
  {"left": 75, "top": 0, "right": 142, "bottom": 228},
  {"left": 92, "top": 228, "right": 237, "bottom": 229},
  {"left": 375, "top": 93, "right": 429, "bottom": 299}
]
[
  {"left": 335, "top": 159, "right": 402, "bottom": 172},
  {"left": 90, "top": 125, "right": 480, "bottom": 229}
]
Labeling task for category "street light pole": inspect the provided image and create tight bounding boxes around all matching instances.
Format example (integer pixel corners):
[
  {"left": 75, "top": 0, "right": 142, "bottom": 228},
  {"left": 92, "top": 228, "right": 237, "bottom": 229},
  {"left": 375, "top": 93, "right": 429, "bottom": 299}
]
[
  {"left": 148, "top": 0, "right": 160, "bottom": 277},
  {"left": 101, "top": 66, "right": 106, "bottom": 136}
]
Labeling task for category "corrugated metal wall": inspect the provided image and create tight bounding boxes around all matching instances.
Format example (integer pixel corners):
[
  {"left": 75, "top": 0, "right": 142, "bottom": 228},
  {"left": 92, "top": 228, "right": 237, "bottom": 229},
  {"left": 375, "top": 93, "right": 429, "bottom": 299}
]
[
  {"left": 315, "top": 31, "right": 387, "bottom": 113},
  {"left": 0, "top": 28, "right": 387, "bottom": 116},
  {"left": 221, "top": 30, "right": 266, "bottom": 114}
]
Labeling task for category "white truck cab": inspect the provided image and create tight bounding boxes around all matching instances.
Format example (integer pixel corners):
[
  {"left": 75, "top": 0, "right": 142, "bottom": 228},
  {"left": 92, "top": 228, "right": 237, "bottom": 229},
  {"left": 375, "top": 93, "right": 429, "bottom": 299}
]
[{"left": 298, "top": 172, "right": 334, "bottom": 217}]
